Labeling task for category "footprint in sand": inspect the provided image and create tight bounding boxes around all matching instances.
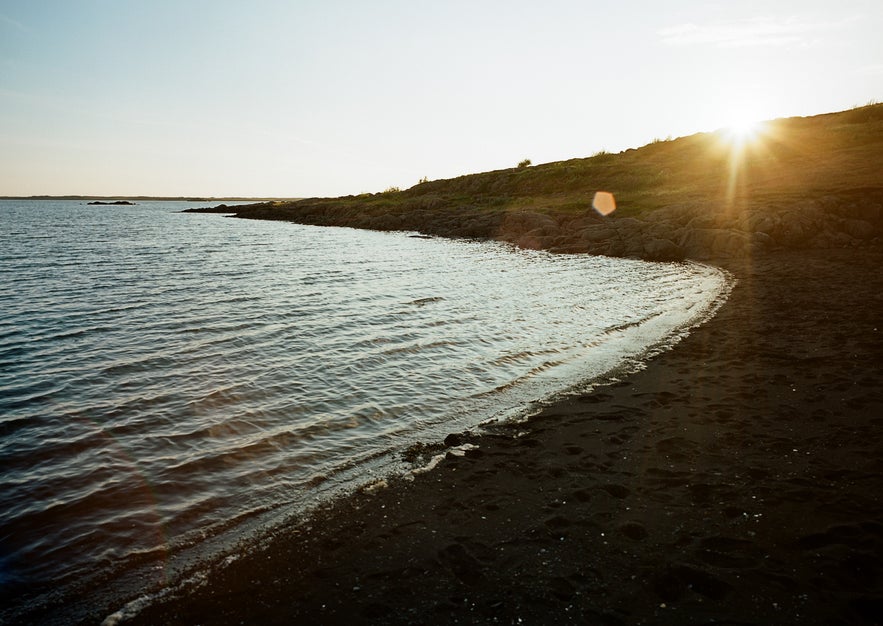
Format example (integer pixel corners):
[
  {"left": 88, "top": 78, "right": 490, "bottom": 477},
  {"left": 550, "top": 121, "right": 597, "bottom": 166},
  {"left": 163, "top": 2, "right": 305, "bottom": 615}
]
[{"left": 695, "top": 536, "right": 761, "bottom": 568}]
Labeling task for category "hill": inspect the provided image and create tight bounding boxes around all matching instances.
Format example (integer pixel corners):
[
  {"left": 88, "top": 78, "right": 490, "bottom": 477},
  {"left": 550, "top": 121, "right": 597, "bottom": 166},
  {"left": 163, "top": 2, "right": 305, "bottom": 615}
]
[{"left": 215, "top": 104, "right": 883, "bottom": 261}]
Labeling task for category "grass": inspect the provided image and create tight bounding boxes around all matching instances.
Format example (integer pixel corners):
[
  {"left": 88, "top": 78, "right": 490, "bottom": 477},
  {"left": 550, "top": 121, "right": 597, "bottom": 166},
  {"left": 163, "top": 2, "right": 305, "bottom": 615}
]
[{"left": 239, "top": 103, "right": 883, "bottom": 226}]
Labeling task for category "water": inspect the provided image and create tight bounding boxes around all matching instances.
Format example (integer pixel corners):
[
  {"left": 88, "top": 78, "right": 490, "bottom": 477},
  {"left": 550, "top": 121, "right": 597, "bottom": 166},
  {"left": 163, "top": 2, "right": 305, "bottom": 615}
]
[{"left": 0, "top": 199, "right": 730, "bottom": 623}]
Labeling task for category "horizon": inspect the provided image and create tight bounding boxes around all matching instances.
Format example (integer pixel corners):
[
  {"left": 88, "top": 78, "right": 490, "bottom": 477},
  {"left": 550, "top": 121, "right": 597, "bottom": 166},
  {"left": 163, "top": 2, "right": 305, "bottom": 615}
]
[
  {"left": 0, "top": 194, "right": 300, "bottom": 200},
  {"left": 2, "top": 1, "right": 881, "bottom": 198},
  {"left": 0, "top": 101, "right": 878, "bottom": 201}
]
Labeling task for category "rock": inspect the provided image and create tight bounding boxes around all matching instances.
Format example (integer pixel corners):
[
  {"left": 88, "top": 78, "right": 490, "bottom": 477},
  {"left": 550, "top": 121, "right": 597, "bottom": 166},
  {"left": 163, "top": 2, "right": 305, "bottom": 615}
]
[
  {"left": 604, "top": 219, "right": 648, "bottom": 258},
  {"left": 743, "top": 211, "right": 779, "bottom": 235},
  {"left": 443, "top": 433, "right": 463, "bottom": 447},
  {"left": 678, "top": 228, "right": 749, "bottom": 258},
  {"left": 711, "top": 230, "right": 750, "bottom": 256},
  {"left": 562, "top": 216, "right": 597, "bottom": 231},
  {"left": 750, "top": 231, "right": 773, "bottom": 248},
  {"left": 775, "top": 213, "right": 820, "bottom": 246},
  {"left": 548, "top": 237, "right": 590, "bottom": 254},
  {"left": 685, "top": 214, "right": 720, "bottom": 230},
  {"left": 579, "top": 225, "right": 616, "bottom": 243},
  {"left": 500, "top": 211, "right": 558, "bottom": 234},
  {"left": 842, "top": 218, "right": 875, "bottom": 240},
  {"left": 815, "top": 231, "right": 854, "bottom": 248},
  {"left": 646, "top": 221, "right": 679, "bottom": 241},
  {"left": 643, "top": 238, "right": 685, "bottom": 261}
]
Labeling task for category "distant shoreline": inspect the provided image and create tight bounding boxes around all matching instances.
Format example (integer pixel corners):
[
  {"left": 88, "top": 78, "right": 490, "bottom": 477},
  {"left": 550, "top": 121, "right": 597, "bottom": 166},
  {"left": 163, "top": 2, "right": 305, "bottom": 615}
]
[{"left": 0, "top": 196, "right": 302, "bottom": 202}]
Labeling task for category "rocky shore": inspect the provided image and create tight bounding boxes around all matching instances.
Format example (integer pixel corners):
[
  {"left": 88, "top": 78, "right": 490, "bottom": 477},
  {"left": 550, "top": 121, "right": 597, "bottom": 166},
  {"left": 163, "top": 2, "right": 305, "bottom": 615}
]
[{"left": 194, "top": 188, "right": 882, "bottom": 262}]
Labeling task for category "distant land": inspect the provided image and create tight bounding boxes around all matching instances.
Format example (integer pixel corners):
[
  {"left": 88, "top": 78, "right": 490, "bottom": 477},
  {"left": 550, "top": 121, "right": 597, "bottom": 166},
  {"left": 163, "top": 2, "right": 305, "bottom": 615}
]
[{"left": 0, "top": 195, "right": 302, "bottom": 202}]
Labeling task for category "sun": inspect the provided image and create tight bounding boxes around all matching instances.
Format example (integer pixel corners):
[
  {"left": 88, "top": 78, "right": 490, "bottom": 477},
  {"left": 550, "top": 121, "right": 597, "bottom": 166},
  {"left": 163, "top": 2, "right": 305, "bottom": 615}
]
[{"left": 720, "top": 115, "right": 766, "bottom": 145}]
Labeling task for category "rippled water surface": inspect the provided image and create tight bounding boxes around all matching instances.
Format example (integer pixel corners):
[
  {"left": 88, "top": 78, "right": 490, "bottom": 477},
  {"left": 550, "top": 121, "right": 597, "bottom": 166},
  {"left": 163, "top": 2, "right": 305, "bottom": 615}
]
[{"left": 0, "top": 200, "right": 729, "bottom": 622}]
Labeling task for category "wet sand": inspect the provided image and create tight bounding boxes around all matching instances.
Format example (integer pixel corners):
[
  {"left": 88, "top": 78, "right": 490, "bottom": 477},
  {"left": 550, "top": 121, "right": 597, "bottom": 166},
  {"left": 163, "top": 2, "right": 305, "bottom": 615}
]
[{"left": 129, "top": 247, "right": 883, "bottom": 625}]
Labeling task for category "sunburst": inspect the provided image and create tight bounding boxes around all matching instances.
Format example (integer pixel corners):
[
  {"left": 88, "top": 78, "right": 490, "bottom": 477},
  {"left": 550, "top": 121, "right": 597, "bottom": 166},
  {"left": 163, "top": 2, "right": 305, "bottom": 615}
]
[{"left": 722, "top": 116, "right": 765, "bottom": 145}]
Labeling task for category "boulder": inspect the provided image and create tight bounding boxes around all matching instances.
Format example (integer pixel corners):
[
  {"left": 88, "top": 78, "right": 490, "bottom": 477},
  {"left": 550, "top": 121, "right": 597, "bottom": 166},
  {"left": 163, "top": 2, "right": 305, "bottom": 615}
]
[
  {"left": 643, "top": 238, "right": 685, "bottom": 262},
  {"left": 678, "top": 228, "right": 749, "bottom": 258},
  {"left": 499, "top": 211, "right": 558, "bottom": 235},
  {"left": 842, "top": 218, "right": 875, "bottom": 240},
  {"left": 578, "top": 225, "right": 617, "bottom": 243},
  {"left": 750, "top": 231, "right": 773, "bottom": 249}
]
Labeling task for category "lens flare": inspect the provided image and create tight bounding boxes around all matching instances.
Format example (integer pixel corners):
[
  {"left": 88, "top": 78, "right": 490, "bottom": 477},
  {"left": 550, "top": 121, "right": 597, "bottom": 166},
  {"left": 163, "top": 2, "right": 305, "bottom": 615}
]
[{"left": 592, "top": 191, "right": 616, "bottom": 216}]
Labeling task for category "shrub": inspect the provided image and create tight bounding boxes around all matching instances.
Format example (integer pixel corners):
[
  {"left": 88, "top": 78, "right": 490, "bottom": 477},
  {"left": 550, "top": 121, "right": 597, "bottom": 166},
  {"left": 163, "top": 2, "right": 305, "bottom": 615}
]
[{"left": 517, "top": 159, "right": 531, "bottom": 168}]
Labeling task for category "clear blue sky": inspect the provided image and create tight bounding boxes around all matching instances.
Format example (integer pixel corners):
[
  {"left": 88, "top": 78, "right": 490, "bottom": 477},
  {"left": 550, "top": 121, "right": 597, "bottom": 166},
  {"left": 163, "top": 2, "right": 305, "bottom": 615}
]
[{"left": 1, "top": 0, "right": 881, "bottom": 197}]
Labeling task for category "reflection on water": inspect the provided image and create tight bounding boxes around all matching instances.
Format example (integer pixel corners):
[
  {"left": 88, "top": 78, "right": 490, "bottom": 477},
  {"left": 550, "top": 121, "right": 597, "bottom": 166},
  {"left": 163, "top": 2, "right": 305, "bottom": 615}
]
[{"left": 0, "top": 200, "right": 729, "bottom": 623}]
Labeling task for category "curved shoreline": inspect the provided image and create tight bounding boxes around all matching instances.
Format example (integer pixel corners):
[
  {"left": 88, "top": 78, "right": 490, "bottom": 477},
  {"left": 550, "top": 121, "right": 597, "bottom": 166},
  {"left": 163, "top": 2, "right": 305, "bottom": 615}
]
[
  {"left": 101, "top": 105, "right": 883, "bottom": 622},
  {"left": 115, "top": 242, "right": 883, "bottom": 625}
]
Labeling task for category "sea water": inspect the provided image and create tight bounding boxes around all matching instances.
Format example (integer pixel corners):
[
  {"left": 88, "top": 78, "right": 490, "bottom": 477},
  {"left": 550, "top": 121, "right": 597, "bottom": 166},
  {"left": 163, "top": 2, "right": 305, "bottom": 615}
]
[{"left": 0, "top": 199, "right": 730, "bottom": 623}]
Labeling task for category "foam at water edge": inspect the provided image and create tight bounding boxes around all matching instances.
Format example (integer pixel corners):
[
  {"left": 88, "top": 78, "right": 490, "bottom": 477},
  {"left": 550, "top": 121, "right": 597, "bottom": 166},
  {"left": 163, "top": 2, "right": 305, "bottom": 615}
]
[{"left": 532, "top": 261, "right": 735, "bottom": 408}]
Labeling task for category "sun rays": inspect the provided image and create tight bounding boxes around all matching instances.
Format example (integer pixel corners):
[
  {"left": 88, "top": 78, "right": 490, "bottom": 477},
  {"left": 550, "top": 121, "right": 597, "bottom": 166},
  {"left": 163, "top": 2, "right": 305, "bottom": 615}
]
[
  {"left": 723, "top": 117, "right": 764, "bottom": 145},
  {"left": 716, "top": 115, "right": 772, "bottom": 210}
]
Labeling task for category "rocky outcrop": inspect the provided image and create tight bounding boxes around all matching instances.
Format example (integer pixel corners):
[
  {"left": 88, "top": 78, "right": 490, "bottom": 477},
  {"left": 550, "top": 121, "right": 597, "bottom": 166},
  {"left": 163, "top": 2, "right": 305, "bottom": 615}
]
[
  {"left": 200, "top": 189, "right": 882, "bottom": 263},
  {"left": 495, "top": 196, "right": 881, "bottom": 261},
  {"left": 586, "top": 195, "right": 883, "bottom": 261}
]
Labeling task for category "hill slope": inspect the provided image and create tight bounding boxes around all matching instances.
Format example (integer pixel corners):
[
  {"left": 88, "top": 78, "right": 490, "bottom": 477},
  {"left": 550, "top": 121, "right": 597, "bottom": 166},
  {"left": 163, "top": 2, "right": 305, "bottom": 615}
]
[{"left": 216, "top": 104, "right": 883, "bottom": 261}]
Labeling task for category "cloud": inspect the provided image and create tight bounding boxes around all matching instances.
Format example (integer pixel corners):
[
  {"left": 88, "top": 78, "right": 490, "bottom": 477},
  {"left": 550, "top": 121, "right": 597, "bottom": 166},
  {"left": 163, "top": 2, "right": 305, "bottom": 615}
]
[
  {"left": 0, "top": 13, "right": 28, "bottom": 34},
  {"left": 658, "top": 16, "right": 832, "bottom": 48}
]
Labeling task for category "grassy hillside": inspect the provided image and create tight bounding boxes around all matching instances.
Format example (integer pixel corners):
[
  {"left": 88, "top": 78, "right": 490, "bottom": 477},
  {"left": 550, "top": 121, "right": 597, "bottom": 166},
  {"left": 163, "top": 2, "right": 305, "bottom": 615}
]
[
  {"left": 418, "top": 104, "right": 883, "bottom": 213},
  {"left": 220, "top": 103, "right": 883, "bottom": 261}
]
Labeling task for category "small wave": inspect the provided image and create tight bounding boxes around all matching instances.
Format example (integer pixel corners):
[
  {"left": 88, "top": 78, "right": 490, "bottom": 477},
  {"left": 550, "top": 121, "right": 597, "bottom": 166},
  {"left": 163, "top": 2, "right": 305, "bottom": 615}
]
[
  {"left": 489, "top": 347, "right": 563, "bottom": 368},
  {"left": 380, "top": 338, "right": 460, "bottom": 357},
  {"left": 488, "top": 359, "right": 567, "bottom": 394},
  {"left": 601, "top": 313, "right": 662, "bottom": 335}
]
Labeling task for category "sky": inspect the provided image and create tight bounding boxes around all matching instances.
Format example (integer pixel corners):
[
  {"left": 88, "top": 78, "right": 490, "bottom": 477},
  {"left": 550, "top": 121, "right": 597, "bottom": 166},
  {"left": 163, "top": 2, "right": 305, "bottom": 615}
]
[{"left": 1, "top": 0, "right": 881, "bottom": 198}]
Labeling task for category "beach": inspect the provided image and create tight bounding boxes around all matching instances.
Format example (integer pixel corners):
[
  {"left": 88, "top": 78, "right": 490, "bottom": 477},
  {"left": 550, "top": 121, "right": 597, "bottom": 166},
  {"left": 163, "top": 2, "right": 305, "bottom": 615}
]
[
  {"left": 4, "top": 7, "right": 881, "bottom": 622},
  {"left": 127, "top": 245, "right": 883, "bottom": 625}
]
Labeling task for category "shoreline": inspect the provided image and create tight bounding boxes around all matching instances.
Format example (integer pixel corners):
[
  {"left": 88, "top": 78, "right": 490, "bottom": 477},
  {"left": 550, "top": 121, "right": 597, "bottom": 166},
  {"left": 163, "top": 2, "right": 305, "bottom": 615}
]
[
  {"left": 125, "top": 246, "right": 883, "bottom": 625},
  {"left": 0, "top": 196, "right": 301, "bottom": 202}
]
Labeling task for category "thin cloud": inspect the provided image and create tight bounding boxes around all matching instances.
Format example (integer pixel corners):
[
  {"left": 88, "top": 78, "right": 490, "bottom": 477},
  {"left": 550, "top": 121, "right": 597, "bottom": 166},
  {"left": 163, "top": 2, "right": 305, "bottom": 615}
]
[
  {"left": 658, "top": 16, "right": 833, "bottom": 48},
  {"left": 0, "top": 13, "right": 28, "bottom": 34}
]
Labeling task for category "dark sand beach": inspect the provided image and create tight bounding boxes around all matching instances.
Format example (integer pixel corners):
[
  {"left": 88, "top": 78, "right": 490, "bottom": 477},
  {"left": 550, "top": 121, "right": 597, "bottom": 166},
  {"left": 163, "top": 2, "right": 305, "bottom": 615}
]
[{"left": 128, "top": 246, "right": 883, "bottom": 625}]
